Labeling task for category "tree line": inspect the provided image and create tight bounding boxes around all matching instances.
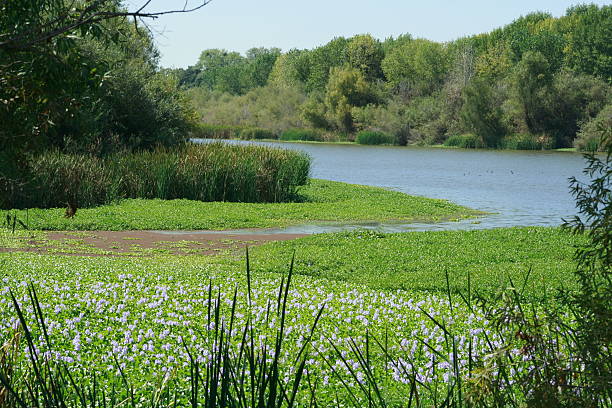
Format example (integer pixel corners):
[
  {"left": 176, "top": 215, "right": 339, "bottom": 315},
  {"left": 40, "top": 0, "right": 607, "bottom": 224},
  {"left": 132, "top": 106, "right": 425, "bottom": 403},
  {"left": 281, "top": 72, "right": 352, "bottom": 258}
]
[{"left": 177, "top": 4, "right": 611, "bottom": 149}]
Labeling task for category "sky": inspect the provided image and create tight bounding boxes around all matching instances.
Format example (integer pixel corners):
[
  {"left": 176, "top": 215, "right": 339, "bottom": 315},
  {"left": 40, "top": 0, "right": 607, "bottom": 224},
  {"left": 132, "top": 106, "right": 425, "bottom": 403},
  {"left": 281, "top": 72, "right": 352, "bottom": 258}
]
[{"left": 132, "top": 0, "right": 610, "bottom": 68}]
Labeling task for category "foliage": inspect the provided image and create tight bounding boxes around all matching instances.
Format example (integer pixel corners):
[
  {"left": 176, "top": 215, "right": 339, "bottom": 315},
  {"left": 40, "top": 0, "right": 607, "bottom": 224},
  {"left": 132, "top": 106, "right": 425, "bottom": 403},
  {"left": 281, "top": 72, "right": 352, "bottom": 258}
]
[
  {"left": 351, "top": 101, "right": 411, "bottom": 145},
  {"left": 382, "top": 38, "right": 450, "bottom": 97},
  {"left": 499, "top": 133, "right": 553, "bottom": 150},
  {"left": 444, "top": 134, "right": 484, "bottom": 149},
  {"left": 303, "top": 37, "right": 349, "bottom": 93},
  {"left": 0, "top": 1, "right": 197, "bottom": 159},
  {"left": 0, "top": 257, "right": 323, "bottom": 407},
  {"left": 1, "top": 143, "right": 311, "bottom": 209},
  {"left": 250, "top": 227, "right": 579, "bottom": 295},
  {"left": 190, "top": 123, "right": 245, "bottom": 139},
  {"left": 346, "top": 34, "right": 385, "bottom": 81},
  {"left": 1, "top": 179, "right": 476, "bottom": 231},
  {"left": 563, "top": 4, "right": 612, "bottom": 81},
  {"left": 508, "top": 51, "right": 554, "bottom": 137},
  {"left": 355, "top": 130, "right": 394, "bottom": 145},
  {"left": 239, "top": 127, "right": 276, "bottom": 140},
  {"left": 574, "top": 104, "right": 612, "bottom": 151},
  {"left": 188, "top": 85, "right": 307, "bottom": 134},
  {"left": 460, "top": 78, "right": 506, "bottom": 147},
  {"left": 563, "top": 125, "right": 612, "bottom": 403},
  {"left": 325, "top": 66, "right": 377, "bottom": 132},
  {"left": 280, "top": 129, "right": 324, "bottom": 142}
]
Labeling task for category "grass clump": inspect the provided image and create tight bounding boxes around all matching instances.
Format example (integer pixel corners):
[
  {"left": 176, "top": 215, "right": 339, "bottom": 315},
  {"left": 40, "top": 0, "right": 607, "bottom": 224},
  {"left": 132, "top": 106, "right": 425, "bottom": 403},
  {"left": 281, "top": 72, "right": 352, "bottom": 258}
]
[
  {"left": 239, "top": 127, "right": 276, "bottom": 140},
  {"left": 355, "top": 130, "right": 394, "bottom": 145},
  {"left": 3, "top": 179, "right": 478, "bottom": 231},
  {"left": 2, "top": 142, "right": 310, "bottom": 209},
  {"left": 280, "top": 128, "right": 323, "bottom": 142},
  {"left": 443, "top": 133, "right": 484, "bottom": 148},
  {"left": 190, "top": 123, "right": 245, "bottom": 139},
  {"left": 500, "top": 133, "right": 553, "bottom": 150}
]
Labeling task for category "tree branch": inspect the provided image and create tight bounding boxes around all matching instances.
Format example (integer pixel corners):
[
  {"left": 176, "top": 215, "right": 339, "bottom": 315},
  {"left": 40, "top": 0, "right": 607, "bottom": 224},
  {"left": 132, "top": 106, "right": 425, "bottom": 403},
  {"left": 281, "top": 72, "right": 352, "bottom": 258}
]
[{"left": 0, "top": 0, "right": 212, "bottom": 50}]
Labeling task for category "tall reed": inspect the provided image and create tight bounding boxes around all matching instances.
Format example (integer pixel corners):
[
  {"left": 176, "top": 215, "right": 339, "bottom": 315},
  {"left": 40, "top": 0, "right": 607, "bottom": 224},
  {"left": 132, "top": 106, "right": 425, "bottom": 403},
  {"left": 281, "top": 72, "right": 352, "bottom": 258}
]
[{"left": 2, "top": 143, "right": 311, "bottom": 209}]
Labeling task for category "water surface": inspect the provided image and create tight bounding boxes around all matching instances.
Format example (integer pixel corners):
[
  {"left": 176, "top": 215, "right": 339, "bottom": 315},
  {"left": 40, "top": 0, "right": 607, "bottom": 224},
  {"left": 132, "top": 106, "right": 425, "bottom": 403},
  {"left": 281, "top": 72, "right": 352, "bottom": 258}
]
[{"left": 194, "top": 139, "right": 588, "bottom": 232}]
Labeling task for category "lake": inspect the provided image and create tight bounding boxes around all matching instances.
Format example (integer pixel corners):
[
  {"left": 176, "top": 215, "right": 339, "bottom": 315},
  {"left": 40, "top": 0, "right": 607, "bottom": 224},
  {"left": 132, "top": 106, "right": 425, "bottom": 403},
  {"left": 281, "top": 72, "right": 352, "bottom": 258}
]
[{"left": 194, "top": 139, "right": 588, "bottom": 232}]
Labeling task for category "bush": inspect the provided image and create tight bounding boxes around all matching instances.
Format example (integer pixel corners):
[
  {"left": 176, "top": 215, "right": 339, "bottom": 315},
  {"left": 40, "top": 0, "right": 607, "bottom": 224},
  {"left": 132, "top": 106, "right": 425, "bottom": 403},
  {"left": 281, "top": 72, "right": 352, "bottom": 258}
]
[
  {"left": 355, "top": 130, "right": 394, "bottom": 145},
  {"left": 239, "top": 127, "right": 276, "bottom": 140},
  {"left": 574, "top": 104, "right": 612, "bottom": 151},
  {"left": 500, "top": 133, "right": 553, "bottom": 150},
  {"left": 190, "top": 123, "right": 245, "bottom": 139},
  {"left": 2, "top": 143, "right": 311, "bottom": 208},
  {"left": 443, "top": 133, "right": 484, "bottom": 148},
  {"left": 280, "top": 128, "right": 324, "bottom": 142}
]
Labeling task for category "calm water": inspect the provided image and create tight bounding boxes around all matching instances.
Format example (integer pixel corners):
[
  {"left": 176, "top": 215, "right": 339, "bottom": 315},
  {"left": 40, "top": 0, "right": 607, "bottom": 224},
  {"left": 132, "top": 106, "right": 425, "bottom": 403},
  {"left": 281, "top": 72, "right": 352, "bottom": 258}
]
[{"left": 194, "top": 139, "right": 588, "bottom": 232}]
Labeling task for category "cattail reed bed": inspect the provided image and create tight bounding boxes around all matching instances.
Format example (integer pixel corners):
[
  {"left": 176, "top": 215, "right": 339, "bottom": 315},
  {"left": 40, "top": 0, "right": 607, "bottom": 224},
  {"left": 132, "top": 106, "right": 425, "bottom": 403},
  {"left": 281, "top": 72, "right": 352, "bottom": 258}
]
[{"left": 1, "top": 143, "right": 311, "bottom": 209}]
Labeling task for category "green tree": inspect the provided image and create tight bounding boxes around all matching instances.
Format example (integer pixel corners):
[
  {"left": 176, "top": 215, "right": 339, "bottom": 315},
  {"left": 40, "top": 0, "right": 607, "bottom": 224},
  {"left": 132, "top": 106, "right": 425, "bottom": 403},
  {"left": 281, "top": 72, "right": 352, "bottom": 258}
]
[
  {"left": 461, "top": 78, "right": 506, "bottom": 147},
  {"left": 195, "top": 49, "right": 246, "bottom": 93},
  {"left": 304, "top": 37, "right": 349, "bottom": 93},
  {"left": 382, "top": 38, "right": 450, "bottom": 96},
  {"left": 0, "top": 0, "right": 204, "bottom": 156},
  {"left": 346, "top": 34, "right": 384, "bottom": 81},
  {"left": 325, "top": 66, "right": 376, "bottom": 132},
  {"left": 244, "top": 47, "right": 281, "bottom": 88},
  {"left": 509, "top": 51, "right": 554, "bottom": 136},
  {"left": 563, "top": 4, "right": 612, "bottom": 81},
  {"left": 268, "top": 49, "right": 311, "bottom": 89}
]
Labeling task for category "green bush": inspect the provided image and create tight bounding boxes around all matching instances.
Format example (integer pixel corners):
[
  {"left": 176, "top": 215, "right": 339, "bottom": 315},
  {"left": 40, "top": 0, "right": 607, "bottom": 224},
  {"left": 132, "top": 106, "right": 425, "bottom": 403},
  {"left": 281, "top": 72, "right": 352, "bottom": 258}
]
[
  {"left": 3, "top": 143, "right": 310, "bottom": 209},
  {"left": 500, "top": 133, "right": 553, "bottom": 150},
  {"left": 443, "top": 133, "right": 484, "bottom": 148},
  {"left": 355, "top": 130, "right": 394, "bottom": 145},
  {"left": 239, "top": 127, "right": 276, "bottom": 140},
  {"left": 574, "top": 104, "right": 612, "bottom": 151},
  {"left": 190, "top": 123, "right": 244, "bottom": 139},
  {"left": 280, "top": 128, "right": 324, "bottom": 142}
]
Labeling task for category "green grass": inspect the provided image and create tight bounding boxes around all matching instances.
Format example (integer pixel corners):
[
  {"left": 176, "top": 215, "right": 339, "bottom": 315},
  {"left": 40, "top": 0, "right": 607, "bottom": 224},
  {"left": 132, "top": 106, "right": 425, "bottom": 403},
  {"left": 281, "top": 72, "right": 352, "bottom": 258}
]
[
  {"left": 3, "top": 179, "right": 479, "bottom": 231},
  {"left": 244, "top": 227, "right": 581, "bottom": 297}
]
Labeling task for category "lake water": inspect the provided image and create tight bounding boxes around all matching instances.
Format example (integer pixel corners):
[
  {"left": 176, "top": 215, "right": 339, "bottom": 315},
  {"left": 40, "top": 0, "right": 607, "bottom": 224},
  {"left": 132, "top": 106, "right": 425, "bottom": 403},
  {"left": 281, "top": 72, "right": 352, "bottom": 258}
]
[{"left": 194, "top": 139, "right": 589, "bottom": 232}]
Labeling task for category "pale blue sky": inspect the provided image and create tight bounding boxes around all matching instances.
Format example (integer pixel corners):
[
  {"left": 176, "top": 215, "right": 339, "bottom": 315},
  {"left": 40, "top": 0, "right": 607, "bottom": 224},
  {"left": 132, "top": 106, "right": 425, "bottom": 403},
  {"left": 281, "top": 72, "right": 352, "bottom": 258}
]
[{"left": 137, "top": 1, "right": 610, "bottom": 68}]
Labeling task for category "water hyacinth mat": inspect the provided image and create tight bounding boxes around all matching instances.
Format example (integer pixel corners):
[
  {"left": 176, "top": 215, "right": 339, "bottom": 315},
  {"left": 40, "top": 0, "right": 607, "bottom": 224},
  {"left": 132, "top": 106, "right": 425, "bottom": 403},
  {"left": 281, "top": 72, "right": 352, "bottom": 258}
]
[{"left": 0, "top": 253, "right": 547, "bottom": 403}]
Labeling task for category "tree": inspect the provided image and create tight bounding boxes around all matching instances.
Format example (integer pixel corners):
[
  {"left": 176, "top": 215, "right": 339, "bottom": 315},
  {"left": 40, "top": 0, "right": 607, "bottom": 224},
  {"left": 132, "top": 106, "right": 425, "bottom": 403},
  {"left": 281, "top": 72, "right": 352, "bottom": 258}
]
[
  {"left": 304, "top": 37, "right": 349, "bottom": 93},
  {"left": 0, "top": 0, "right": 208, "bottom": 156},
  {"left": 460, "top": 78, "right": 506, "bottom": 147},
  {"left": 244, "top": 47, "right": 281, "bottom": 89},
  {"left": 382, "top": 38, "right": 450, "bottom": 97},
  {"left": 268, "top": 49, "right": 311, "bottom": 89},
  {"left": 195, "top": 49, "right": 245, "bottom": 92},
  {"left": 346, "top": 34, "right": 384, "bottom": 81},
  {"left": 0, "top": 0, "right": 210, "bottom": 51},
  {"left": 325, "top": 66, "right": 376, "bottom": 132},
  {"left": 509, "top": 51, "right": 554, "bottom": 136},
  {"left": 563, "top": 4, "right": 612, "bottom": 82}
]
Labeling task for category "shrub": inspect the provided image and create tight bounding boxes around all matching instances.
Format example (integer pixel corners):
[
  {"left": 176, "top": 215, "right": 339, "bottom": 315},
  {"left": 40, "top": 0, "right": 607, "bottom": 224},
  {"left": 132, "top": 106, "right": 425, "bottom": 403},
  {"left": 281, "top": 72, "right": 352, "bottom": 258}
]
[
  {"left": 190, "top": 123, "right": 244, "bottom": 139},
  {"left": 574, "top": 104, "right": 612, "bottom": 151},
  {"left": 239, "top": 127, "right": 276, "bottom": 140},
  {"left": 500, "top": 133, "right": 553, "bottom": 150},
  {"left": 355, "top": 130, "right": 394, "bottom": 145},
  {"left": 280, "top": 128, "right": 324, "bottom": 142},
  {"left": 443, "top": 133, "right": 484, "bottom": 148},
  {"left": 3, "top": 143, "right": 311, "bottom": 208}
]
